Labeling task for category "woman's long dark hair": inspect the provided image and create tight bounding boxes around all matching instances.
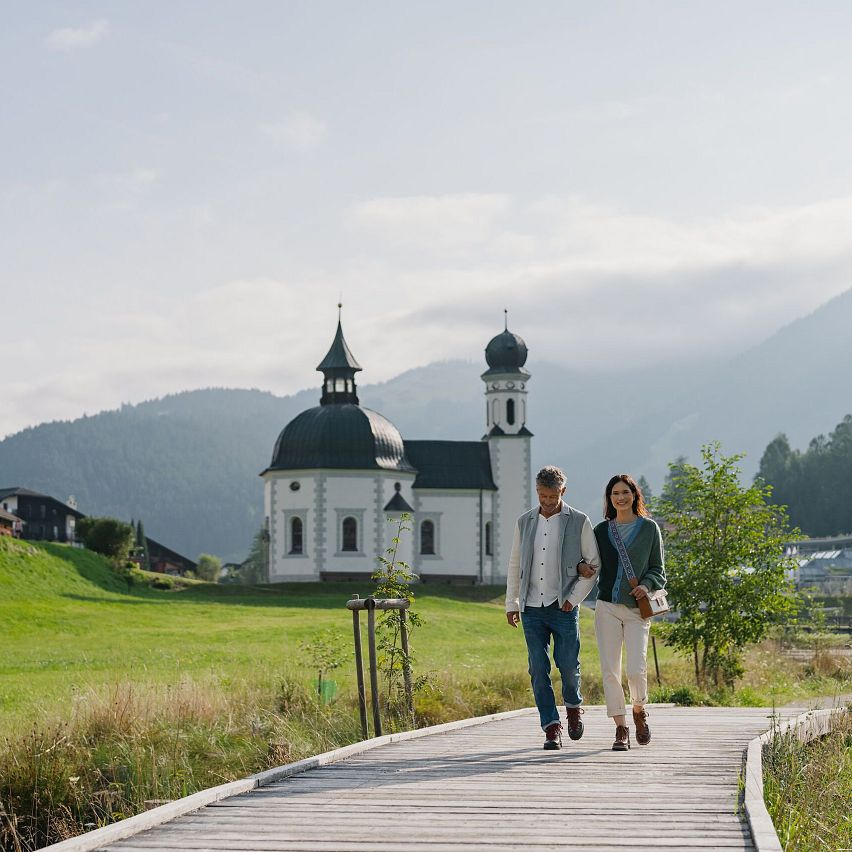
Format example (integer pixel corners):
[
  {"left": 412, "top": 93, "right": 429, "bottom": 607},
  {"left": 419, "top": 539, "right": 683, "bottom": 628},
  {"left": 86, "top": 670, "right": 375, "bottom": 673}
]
[{"left": 603, "top": 474, "right": 649, "bottom": 520}]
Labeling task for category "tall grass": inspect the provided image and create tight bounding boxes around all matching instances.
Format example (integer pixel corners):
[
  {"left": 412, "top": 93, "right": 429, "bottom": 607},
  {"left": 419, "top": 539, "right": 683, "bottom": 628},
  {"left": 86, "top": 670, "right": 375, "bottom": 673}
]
[{"left": 762, "top": 708, "right": 852, "bottom": 851}]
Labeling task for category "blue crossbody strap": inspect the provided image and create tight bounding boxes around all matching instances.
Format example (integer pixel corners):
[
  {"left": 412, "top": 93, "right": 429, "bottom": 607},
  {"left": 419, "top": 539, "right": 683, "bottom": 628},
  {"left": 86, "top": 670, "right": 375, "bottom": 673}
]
[{"left": 608, "top": 519, "right": 638, "bottom": 586}]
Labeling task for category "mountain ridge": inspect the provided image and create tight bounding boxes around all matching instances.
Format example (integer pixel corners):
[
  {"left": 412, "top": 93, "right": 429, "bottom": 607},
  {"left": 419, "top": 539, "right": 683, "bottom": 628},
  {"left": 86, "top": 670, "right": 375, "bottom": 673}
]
[{"left": 2, "top": 288, "right": 850, "bottom": 561}]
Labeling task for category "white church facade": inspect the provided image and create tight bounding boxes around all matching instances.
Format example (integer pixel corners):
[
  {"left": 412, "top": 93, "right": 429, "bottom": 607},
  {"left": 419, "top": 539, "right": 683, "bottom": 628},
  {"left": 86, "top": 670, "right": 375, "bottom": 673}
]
[{"left": 261, "top": 316, "right": 532, "bottom": 584}]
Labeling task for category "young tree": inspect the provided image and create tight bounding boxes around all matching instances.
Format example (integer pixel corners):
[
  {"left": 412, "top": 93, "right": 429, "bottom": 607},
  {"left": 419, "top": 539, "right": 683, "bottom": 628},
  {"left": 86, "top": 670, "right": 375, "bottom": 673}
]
[
  {"left": 196, "top": 553, "right": 221, "bottom": 582},
  {"left": 135, "top": 519, "right": 151, "bottom": 571},
  {"left": 372, "top": 513, "right": 422, "bottom": 727},
  {"left": 77, "top": 517, "right": 135, "bottom": 561},
  {"left": 636, "top": 475, "right": 654, "bottom": 506},
  {"left": 656, "top": 443, "right": 799, "bottom": 688},
  {"left": 238, "top": 526, "right": 269, "bottom": 584}
]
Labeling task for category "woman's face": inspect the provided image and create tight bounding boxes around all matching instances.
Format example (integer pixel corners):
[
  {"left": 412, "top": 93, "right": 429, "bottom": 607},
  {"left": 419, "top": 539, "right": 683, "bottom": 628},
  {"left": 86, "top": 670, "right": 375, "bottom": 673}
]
[{"left": 610, "top": 481, "right": 634, "bottom": 513}]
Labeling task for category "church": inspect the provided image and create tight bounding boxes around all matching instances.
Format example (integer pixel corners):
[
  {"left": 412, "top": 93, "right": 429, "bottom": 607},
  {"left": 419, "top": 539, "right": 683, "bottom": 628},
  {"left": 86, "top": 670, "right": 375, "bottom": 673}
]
[{"left": 261, "top": 314, "right": 532, "bottom": 584}]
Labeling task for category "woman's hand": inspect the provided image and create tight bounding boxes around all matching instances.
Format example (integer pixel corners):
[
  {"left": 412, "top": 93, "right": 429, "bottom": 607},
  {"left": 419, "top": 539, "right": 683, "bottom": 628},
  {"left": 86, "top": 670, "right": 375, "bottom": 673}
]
[
  {"left": 577, "top": 561, "right": 596, "bottom": 579},
  {"left": 630, "top": 584, "right": 650, "bottom": 600}
]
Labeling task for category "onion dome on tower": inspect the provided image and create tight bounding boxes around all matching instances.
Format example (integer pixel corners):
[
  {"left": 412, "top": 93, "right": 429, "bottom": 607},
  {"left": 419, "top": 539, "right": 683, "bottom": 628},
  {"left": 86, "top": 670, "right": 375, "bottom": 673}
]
[
  {"left": 483, "top": 310, "right": 530, "bottom": 377},
  {"left": 264, "top": 308, "right": 414, "bottom": 473}
]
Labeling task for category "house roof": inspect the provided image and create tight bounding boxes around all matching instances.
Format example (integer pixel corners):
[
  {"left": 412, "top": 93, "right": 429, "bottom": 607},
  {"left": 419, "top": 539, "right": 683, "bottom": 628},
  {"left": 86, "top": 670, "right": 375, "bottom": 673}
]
[
  {"left": 0, "top": 507, "right": 22, "bottom": 524},
  {"left": 146, "top": 536, "right": 197, "bottom": 570},
  {"left": 404, "top": 441, "right": 497, "bottom": 491},
  {"left": 0, "top": 486, "right": 86, "bottom": 518}
]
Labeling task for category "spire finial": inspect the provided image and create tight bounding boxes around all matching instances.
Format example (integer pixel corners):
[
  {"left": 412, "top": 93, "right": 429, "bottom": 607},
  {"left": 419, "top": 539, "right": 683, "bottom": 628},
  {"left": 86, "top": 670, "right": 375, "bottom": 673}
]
[
  {"left": 338, "top": 301, "right": 343, "bottom": 321},
  {"left": 504, "top": 308, "right": 508, "bottom": 331}
]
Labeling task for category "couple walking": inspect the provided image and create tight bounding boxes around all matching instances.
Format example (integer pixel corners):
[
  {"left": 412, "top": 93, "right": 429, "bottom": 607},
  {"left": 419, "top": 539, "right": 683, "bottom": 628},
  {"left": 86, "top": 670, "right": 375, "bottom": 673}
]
[{"left": 505, "top": 465, "right": 666, "bottom": 751}]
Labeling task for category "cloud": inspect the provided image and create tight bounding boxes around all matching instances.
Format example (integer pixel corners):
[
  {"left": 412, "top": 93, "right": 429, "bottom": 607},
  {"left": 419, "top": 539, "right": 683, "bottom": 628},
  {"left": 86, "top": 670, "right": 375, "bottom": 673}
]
[
  {"left": 45, "top": 19, "right": 109, "bottom": 51},
  {"left": 4, "top": 192, "right": 852, "bottom": 438},
  {"left": 261, "top": 112, "right": 327, "bottom": 151},
  {"left": 349, "top": 193, "right": 511, "bottom": 251}
]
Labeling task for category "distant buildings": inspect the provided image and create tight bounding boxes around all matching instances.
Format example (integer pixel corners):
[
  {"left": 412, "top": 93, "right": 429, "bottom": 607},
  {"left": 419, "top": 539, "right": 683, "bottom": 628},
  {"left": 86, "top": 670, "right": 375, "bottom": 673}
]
[
  {"left": 787, "top": 536, "right": 852, "bottom": 593},
  {"left": 0, "top": 485, "right": 196, "bottom": 575}
]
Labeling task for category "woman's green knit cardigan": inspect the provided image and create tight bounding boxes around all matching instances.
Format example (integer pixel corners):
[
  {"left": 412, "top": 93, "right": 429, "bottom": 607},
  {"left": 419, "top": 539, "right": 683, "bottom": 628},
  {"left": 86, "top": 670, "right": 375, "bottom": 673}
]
[{"left": 594, "top": 517, "right": 666, "bottom": 610}]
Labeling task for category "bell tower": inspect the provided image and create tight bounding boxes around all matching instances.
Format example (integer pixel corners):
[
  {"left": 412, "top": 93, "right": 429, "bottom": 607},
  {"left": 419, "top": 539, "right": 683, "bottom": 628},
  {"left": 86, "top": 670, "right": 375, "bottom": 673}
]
[{"left": 483, "top": 312, "right": 532, "bottom": 580}]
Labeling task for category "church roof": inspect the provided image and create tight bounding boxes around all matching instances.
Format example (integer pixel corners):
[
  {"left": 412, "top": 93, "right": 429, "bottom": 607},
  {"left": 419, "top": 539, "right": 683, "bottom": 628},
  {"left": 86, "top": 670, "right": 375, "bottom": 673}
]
[
  {"left": 383, "top": 491, "right": 414, "bottom": 512},
  {"left": 316, "top": 321, "right": 362, "bottom": 373},
  {"left": 264, "top": 404, "right": 414, "bottom": 473},
  {"left": 404, "top": 441, "right": 497, "bottom": 490}
]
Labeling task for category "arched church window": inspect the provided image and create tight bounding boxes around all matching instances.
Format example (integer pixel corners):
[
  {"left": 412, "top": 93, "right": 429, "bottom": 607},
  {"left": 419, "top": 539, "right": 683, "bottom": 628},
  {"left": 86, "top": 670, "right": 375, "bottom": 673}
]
[
  {"left": 342, "top": 516, "right": 358, "bottom": 551},
  {"left": 335, "top": 378, "right": 346, "bottom": 392},
  {"left": 290, "top": 517, "right": 303, "bottom": 554},
  {"left": 506, "top": 399, "right": 515, "bottom": 425},
  {"left": 346, "top": 379, "right": 352, "bottom": 392},
  {"left": 485, "top": 522, "right": 492, "bottom": 556},
  {"left": 486, "top": 401, "right": 490, "bottom": 427},
  {"left": 420, "top": 520, "right": 435, "bottom": 555},
  {"left": 326, "top": 380, "right": 333, "bottom": 392}
]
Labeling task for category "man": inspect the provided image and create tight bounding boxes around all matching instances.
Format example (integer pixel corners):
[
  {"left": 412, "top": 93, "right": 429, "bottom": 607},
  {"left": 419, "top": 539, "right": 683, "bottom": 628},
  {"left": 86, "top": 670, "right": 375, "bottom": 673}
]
[{"left": 506, "top": 465, "right": 600, "bottom": 750}]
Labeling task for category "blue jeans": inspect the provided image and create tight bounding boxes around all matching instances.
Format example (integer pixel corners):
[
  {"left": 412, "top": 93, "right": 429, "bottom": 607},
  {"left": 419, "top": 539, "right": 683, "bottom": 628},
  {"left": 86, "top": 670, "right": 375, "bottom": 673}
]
[{"left": 521, "top": 602, "right": 582, "bottom": 730}]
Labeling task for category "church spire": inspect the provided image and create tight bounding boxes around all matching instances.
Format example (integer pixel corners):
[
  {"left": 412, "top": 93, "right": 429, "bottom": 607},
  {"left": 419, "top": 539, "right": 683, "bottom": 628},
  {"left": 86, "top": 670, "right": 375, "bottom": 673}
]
[{"left": 317, "top": 305, "right": 362, "bottom": 405}]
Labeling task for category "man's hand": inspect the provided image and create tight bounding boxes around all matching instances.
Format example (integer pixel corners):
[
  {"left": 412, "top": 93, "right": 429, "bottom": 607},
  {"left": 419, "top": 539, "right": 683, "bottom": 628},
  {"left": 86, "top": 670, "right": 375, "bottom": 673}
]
[
  {"left": 561, "top": 600, "right": 574, "bottom": 612},
  {"left": 630, "top": 584, "right": 650, "bottom": 600},
  {"left": 506, "top": 611, "right": 520, "bottom": 627},
  {"left": 577, "top": 561, "right": 596, "bottom": 579}
]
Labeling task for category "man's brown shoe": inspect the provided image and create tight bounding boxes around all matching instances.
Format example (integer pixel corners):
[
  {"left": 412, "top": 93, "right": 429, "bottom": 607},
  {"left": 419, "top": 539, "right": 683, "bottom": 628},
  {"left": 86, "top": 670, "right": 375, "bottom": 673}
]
[
  {"left": 612, "top": 724, "right": 630, "bottom": 751},
  {"left": 565, "top": 707, "right": 584, "bottom": 741},
  {"left": 543, "top": 723, "right": 563, "bottom": 750},
  {"left": 633, "top": 708, "right": 651, "bottom": 745}
]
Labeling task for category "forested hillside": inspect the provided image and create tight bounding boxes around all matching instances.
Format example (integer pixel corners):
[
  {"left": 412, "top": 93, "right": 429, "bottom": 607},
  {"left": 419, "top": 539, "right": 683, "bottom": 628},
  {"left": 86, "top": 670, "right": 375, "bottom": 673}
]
[{"left": 758, "top": 414, "right": 852, "bottom": 536}]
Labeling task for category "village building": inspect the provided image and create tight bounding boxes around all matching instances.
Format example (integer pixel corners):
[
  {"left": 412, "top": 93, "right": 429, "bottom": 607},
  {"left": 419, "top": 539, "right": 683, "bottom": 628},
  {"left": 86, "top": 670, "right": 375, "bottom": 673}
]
[
  {"left": 261, "top": 315, "right": 532, "bottom": 583},
  {"left": 0, "top": 487, "right": 83, "bottom": 543}
]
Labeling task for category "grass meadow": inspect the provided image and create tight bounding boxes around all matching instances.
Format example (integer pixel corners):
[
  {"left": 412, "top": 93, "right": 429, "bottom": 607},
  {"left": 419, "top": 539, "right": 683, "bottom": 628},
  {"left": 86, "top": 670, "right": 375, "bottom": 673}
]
[{"left": 1, "top": 536, "right": 850, "bottom": 849}]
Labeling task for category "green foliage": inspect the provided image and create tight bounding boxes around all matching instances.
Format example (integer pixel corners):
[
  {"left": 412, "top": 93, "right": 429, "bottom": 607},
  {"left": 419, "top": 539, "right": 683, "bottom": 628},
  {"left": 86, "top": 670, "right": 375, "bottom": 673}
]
[
  {"left": 656, "top": 443, "right": 800, "bottom": 688},
  {"left": 234, "top": 527, "right": 268, "bottom": 584},
  {"left": 762, "top": 709, "right": 852, "bottom": 852},
  {"left": 135, "top": 520, "right": 150, "bottom": 570},
  {"left": 758, "top": 413, "right": 852, "bottom": 536},
  {"left": 371, "top": 513, "right": 423, "bottom": 728},
  {"left": 76, "top": 517, "right": 135, "bottom": 562},
  {"left": 195, "top": 553, "right": 221, "bottom": 583},
  {"left": 298, "top": 629, "right": 347, "bottom": 702}
]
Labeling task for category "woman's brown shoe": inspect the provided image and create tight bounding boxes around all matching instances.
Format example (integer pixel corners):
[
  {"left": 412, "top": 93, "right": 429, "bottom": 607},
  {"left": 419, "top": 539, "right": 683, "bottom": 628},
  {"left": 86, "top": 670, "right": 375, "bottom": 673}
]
[
  {"left": 633, "top": 708, "right": 651, "bottom": 745},
  {"left": 612, "top": 725, "right": 630, "bottom": 751}
]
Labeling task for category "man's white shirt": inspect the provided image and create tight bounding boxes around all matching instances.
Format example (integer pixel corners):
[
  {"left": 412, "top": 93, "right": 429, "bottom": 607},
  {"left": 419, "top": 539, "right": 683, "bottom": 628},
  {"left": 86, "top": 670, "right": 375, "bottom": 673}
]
[{"left": 505, "top": 507, "right": 600, "bottom": 613}]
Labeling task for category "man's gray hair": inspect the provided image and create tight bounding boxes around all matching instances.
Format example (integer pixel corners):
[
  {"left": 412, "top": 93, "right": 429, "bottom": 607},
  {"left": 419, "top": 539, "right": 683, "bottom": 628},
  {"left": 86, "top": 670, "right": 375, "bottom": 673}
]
[{"left": 536, "top": 465, "right": 566, "bottom": 490}]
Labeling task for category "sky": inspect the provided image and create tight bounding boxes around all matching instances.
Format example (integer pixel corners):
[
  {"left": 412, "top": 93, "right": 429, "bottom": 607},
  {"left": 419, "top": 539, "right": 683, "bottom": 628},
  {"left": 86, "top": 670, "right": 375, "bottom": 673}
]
[{"left": 3, "top": 1, "right": 852, "bottom": 438}]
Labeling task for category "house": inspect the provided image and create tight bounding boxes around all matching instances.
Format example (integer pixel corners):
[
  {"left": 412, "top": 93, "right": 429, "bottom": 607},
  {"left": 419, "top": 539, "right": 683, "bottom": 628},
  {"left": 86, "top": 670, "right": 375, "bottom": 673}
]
[
  {"left": 145, "top": 537, "right": 198, "bottom": 576},
  {"left": 0, "top": 487, "right": 84, "bottom": 543},
  {"left": 0, "top": 507, "right": 24, "bottom": 537}
]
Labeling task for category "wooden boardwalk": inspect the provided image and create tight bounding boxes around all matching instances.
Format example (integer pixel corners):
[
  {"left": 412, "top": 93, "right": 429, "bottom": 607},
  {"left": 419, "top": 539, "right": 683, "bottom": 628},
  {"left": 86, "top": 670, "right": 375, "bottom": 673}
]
[{"left": 93, "top": 705, "right": 785, "bottom": 852}]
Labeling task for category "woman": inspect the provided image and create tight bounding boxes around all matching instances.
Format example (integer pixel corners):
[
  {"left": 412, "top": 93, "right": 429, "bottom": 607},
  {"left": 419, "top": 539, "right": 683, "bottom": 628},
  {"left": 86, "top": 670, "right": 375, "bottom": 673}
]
[{"left": 593, "top": 474, "right": 665, "bottom": 751}]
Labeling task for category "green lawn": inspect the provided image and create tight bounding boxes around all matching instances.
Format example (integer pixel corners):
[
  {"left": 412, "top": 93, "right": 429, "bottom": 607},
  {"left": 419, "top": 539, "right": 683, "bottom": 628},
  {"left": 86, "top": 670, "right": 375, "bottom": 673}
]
[{"left": 0, "top": 537, "right": 609, "bottom": 730}]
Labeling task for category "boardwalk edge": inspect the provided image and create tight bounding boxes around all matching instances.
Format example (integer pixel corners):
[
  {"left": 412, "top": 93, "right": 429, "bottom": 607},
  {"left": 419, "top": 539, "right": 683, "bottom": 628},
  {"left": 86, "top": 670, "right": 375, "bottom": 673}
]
[
  {"left": 40, "top": 706, "right": 536, "bottom": 851},
  {"left": 743, "top": 707, "right": 838, "bottom": 852}
]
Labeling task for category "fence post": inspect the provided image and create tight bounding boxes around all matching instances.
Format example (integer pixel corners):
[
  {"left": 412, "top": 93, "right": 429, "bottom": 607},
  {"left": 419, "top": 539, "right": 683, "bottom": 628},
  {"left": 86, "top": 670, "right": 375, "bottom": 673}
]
[
  {"left": 400, "top": 608, "right": 414, "bottom": 725},
  {"left": 652, "top": 634, "right": 662, "bottom": 686},
  {"left": 365, "top": 596, "right": 382, "bottom": 738},
  {"left": 350, "top": 595, "right": 369, "bottom": 740}
]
